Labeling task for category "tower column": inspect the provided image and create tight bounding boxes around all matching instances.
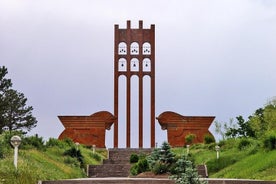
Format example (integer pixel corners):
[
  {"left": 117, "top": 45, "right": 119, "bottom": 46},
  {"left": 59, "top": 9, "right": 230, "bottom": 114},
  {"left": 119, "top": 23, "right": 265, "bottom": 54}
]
[
  {"left": 126, "top": 76, "right": 131, "bottom": 148},
  {"left": 139, "top": 74, "right": 143, "bottom": 148},
  {"left": 114, "top": 20, "right": 155, "bottom": 148}
]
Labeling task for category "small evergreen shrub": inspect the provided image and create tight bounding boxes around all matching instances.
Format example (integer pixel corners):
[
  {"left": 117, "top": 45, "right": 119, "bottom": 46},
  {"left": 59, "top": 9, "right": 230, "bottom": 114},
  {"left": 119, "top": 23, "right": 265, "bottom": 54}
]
[
  {"left": 171, "top": 155, "right": 207, "bottom": 184},
  {"left": 130, "top": 156, "right": 149, "bottom": 175},
  {"left": 130, "top": 153, "right": 139, "bottom": 163},
  {"left": 147, "top": 142, "right": 176, "bottom": 174},
  {"left": 204, "top": 134, "right": 215, "bottom": 144},
  {"left": 152, "top": 161, "right": 167, "bottom": 174},
  {"left": 136, "top": 158, "right": 149, "bottom": 173}
]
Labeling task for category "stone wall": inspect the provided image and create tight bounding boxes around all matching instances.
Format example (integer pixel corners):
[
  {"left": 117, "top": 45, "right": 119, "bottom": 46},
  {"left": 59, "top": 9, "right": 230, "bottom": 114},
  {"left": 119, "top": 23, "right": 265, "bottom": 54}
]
[{"left": 40, "top": 179, "right": 276, "bottom": 184}]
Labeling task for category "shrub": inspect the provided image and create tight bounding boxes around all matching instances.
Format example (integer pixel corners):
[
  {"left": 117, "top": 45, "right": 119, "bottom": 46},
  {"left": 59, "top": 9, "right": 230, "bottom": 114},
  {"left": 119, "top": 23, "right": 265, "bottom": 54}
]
[
  {"left": 130, "top": 153, "right": 139, "bottom": 163},
  {"left": 46, "top": 138, "right": 67, "bottom": 148},
  {"left": 238, "top": 138, "right": 251, "bottom": 150},
  {"left": 130, "top": 154, "right": 150, "bottom": 176},
  {"left": 60, "top": 137, "right": 75, "bottom": 147},
  {"left": 64, "top": 156, "right": 81, "bottom": 167},
  {"left": 263, "top": 132, "right": 276, "bottom": 150},
  {"left": 90, "top": 152, "right": 102, "bottom": 162},
  {"left": 0, "top": 134, "right": 11, "bottom": 158},
  {"left": 130, "top": 164, "right": 139, "bottom": 175},
  {"left": 152, "top": 161, "right": 167, "bottom": 174},
  {"left": 64, "top": 147, "right": 84, "bottom": 168},
  {"left": 204, "top": 134, "right": 215, "bottom": 144},
  {"left": 171, "top": 155, "right": 207, "bottom": 184},
  {"left": 21, "top": 134, "right": 45, "bottom": 150},
  {"left": 185, "top": 134, "right": 196, "bottom": 145},
  {"left": 147, "top": 142, "right": 176, "bottom": 174},
  {"left": 137, "top": 158, "right": 149, "bottom": 173}
]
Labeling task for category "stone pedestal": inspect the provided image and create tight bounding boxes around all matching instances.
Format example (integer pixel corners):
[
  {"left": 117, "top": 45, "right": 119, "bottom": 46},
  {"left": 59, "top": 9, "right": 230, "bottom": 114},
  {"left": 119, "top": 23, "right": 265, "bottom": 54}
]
[
  {"left": 58, "top": 111, "right": 116, "bottom": 148},
  {"left": 157, "top": 111, "right": 215, "bottom": 147}
]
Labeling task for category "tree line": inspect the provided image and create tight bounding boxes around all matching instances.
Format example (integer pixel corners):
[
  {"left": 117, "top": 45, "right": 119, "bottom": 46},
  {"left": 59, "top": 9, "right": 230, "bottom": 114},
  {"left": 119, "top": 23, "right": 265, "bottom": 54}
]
[{"left": 215, "top": 98, "right": 276, "bottom": 149}]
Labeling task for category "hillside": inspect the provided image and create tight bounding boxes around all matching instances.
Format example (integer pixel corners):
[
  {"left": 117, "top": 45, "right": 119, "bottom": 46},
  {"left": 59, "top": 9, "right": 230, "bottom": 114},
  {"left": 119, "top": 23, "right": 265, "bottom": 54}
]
[
  {"left": 173, "top": 138, "right": 276, "bottom": 181},
  {"left": 1, "top": 135, "right": 276, "bottom": 183},
  {"left": 0, "top": 135, "right": 107, "bottom": 184}
]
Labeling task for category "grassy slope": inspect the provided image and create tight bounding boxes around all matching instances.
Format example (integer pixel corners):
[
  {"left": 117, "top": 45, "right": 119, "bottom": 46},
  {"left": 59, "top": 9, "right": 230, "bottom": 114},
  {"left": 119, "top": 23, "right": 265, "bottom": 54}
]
[
  {"left": 1, "top": 138, "right": 276, "bottom": 183},
  {"left": 0, "top": 146, "right": 106, "bottom": 184},
  {"left": 173, "top": 139, "right": 276, "bottom": 181}
]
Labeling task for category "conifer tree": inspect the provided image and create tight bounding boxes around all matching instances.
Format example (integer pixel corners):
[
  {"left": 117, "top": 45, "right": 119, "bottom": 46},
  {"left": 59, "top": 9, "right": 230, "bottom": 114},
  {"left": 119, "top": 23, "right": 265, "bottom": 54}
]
[{"left": 0, "top": 66, "right": 37, "bottom": 133}]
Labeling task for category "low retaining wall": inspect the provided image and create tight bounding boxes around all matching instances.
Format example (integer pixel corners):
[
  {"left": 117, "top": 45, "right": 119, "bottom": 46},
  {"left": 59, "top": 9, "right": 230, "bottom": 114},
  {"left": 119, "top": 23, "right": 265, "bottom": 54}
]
[
  {"left": 40, "top": 178, "right": 276, "bottom": 184},
  {"left": 207, "top": 179, "right": 276, "bottom": 184}
]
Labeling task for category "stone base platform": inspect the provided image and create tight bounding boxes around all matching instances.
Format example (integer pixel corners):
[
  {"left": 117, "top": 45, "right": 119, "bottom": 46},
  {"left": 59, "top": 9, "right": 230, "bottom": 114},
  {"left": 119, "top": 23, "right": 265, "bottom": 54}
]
[{"left": 40, "top": 178, "right": 276, "bottom": 184}]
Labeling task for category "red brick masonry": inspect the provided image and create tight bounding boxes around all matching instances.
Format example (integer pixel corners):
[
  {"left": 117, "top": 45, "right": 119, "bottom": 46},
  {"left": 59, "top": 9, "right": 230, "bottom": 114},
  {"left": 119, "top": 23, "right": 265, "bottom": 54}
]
[
  {"left": 157, "top": 111, "right": 215, "bottom": 147},
  {"left": 58, "top": 111, "right": 116, "bottom": 148}
]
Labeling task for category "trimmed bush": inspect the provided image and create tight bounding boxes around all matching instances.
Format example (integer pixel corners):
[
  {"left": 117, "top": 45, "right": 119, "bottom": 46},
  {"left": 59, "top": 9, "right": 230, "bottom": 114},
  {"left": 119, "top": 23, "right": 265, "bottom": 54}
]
[
  {"left": 130, "top": 154, "right": 149, "bottom": 176},
  {"left": 130, "top": 153, "right": 139, "bottom": 163},
  {"left": 204, "top": 134, "right": 215, "bottom": 144},
  {"left": 137, "top": 158, "right": 149, "bottom": 173},
  {"left": 185, "top": 134, "right": 196, "bottom": 145}
]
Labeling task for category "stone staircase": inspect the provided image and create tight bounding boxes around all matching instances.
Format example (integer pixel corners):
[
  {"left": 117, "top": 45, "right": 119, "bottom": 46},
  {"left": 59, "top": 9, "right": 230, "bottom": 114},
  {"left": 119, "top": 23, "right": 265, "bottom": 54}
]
[{"left": 88, "top": 148, "right": 153, "bottom": 177}]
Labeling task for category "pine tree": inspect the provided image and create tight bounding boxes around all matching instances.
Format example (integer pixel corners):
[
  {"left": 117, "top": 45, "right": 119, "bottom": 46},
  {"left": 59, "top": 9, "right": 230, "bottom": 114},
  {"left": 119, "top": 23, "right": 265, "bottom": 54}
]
[
  {"left": 171, "top": 155, "right": 207, "bottom": 184},
  {"left": 0, "top": 66, "right": 37, "bottom": 133}
]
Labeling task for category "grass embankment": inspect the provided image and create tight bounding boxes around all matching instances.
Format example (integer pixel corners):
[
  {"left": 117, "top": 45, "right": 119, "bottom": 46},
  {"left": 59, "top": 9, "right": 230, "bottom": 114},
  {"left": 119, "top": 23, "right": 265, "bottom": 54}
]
[
  {"left": 173, "top": 138, "right": 276, "bottom": 181},
  {"left": 1, "top": 137, "right": 276, "bottom": 183},
  {"left": 0, "top": 144, "right": 107, "bottom": 184}
]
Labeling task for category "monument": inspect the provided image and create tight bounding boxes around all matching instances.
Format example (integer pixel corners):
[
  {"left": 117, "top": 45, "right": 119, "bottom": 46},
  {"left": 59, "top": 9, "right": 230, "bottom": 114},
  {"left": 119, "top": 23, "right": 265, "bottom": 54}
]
[
  {"left": 156, "top": 111, "right": 215, "bottom": 147},
  {"left": 58, "top": 20, "right": 215, "bottom": 148},
  {"left": 114, "top": 20, "right": 155, "bottom": 148},
  {"left": 58, "top": 111, "right": 115, "bottom": 148}
]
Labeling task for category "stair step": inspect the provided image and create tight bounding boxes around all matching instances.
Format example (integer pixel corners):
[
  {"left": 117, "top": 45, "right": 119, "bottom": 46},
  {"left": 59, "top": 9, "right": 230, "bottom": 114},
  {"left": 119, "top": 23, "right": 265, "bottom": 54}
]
[{"left": 88, "top": 149, "right": 152, "bottom": 178}]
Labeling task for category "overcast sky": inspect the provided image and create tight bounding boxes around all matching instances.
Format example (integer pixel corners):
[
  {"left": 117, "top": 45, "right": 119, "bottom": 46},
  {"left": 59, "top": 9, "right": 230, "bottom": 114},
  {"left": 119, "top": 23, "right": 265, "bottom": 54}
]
[{"left": 1, "top": 0, "right": 276, "bottom": 148}]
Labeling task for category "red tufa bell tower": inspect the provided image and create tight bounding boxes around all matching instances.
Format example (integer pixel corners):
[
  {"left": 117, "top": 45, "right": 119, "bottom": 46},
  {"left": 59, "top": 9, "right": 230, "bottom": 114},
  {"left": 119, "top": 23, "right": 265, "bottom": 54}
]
[{"left": 114, "top": 20, "right": 155, "bottom": 148}]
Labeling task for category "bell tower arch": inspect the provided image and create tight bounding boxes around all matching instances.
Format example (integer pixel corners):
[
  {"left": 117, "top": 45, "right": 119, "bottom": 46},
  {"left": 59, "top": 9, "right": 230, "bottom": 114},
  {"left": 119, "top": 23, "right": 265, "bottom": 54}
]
[{"left": 114, "top": 20, "right": 155, "bottom": 148}]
